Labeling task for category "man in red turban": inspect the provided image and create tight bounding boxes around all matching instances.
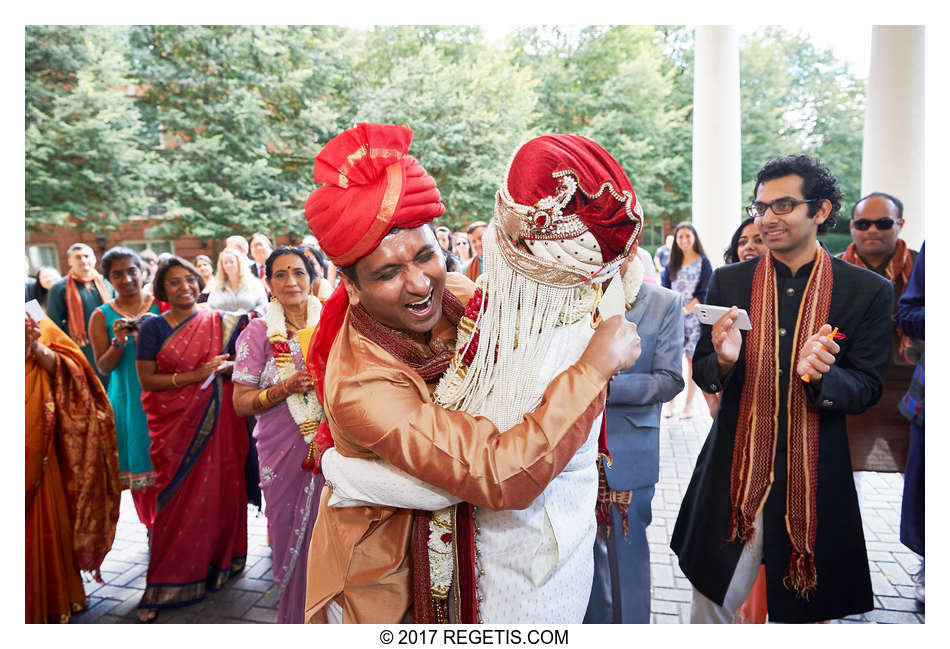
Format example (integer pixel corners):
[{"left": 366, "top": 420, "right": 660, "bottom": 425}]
[{"left": 302, "top": 124, "right": 642, "bottom": 623}]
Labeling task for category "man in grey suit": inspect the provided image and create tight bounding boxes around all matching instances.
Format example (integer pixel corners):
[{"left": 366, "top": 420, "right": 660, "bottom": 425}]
[{"left": 585, "top": 246, "right": 685, "bottom": 623}]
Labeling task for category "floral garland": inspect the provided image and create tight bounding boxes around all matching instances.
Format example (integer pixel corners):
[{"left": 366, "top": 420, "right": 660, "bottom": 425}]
[
  {"left": 264, "top": 296, "right": 324, "bottom": 447},
  {"left": 425, "top": 261, "right": 642, "bottom": 611},
  {"left": 426, "top": 282, "right": 601, "bottom": 606},
  {"left": 427, "top": 507, "right": 454, "bottom": 600}
]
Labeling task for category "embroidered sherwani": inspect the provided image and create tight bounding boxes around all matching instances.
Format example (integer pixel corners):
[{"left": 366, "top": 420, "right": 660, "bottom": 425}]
[{"left": 304, "top": 273, "right": 609, "bottom": 623}]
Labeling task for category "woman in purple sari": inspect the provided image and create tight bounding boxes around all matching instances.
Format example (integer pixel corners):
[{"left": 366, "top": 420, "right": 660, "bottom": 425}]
[{"left": 233, "top": 248, "right": 325, "bottom": 624}]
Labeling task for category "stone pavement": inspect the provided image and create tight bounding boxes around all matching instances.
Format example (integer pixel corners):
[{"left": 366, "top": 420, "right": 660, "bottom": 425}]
[
  {"left": 647, "top": 391, "right": 924, "bottom": 624},
  {"left": 73, "top": 390, "right": 923, "bottom": 624}
]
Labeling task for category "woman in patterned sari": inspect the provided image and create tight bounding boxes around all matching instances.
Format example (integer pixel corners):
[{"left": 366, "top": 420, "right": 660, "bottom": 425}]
[
  {"left": 134, "top": 257, "right": 250, "bottom": 622},
  {"left": 232, "top": 247, "right": 324, "bottom": 623},
  {"left": 26, "top": 312, "right": 120, "bottom": 623}
]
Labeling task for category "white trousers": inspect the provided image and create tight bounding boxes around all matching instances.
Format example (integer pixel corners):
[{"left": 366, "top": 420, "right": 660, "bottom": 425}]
[
  {"left": 689, "top": 513, "right": 764, "bottom": 624},
  {"left": 326, "top": 600, "right": 343, "bottom": 624}
]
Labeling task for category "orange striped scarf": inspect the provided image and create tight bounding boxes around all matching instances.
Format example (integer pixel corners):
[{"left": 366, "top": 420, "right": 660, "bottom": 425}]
[
  {"left": 729, "top": 246, "right": 833, "bottom": 599},
  {"left": 65, "top": 270, "right": 111, "bottom": 346},
  {"left": 840, "top": 239, "right": 915, "bottom": 362}
]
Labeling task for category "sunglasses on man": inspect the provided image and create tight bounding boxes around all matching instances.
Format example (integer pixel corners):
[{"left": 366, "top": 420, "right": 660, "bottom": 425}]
[{"left": 851, "top": 218, "right": 899, "bottom": 231}]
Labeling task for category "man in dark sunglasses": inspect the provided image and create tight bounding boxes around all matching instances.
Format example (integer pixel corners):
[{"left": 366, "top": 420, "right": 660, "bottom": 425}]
[
  {"left": 843, "top": 192, "right": 910, "bottom": 275},
  {"left": 839, "top": 192, "right": 922, "bottom": 554}
]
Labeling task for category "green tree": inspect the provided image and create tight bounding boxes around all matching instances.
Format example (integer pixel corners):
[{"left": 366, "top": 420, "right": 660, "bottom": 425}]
[
  {"left": 128, "top": 25, "right": 351, "bottom": 241},
  {"left": 506, "top": 26, "right": 691, "bottom": 243},
  {"left": 739, "top": 28, "right": 865, "bottom": 210},
  {"left": 354, "top": 41, "right": 538, "bottom": 228},
  {"left": 26, "top": 26, "right": 158, "bottom": 232}
]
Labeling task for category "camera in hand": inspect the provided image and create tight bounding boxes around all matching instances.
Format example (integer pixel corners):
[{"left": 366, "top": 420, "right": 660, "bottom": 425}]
[{"left": 124, "top": 313, "right": 156, "bottom": 331}]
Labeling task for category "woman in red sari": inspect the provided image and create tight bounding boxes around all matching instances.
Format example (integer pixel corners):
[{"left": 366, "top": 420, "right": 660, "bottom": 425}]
[{"left": 135, "top": 257, "right": 250, "bottom": 622}]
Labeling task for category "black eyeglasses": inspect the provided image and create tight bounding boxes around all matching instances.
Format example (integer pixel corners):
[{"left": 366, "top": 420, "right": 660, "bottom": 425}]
[
  {"left": 851, "top": 218, "right": 897, "bottom": 231},
  {"left": 745, "top": 198, "right": 818, "bottom": 219}
]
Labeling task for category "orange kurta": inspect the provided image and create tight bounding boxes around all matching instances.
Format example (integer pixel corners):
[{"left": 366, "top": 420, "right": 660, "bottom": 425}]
[
  {"left": 304, "top": 274, "right": 609, "bottom": 623},
  {"left": 26, "top": 318, "right": 120, "bottom": 623}
]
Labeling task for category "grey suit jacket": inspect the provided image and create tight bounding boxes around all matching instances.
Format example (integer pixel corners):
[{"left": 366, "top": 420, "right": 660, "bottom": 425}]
[{"left": 603, "top": 282, "right": 684, "bottom": 492}]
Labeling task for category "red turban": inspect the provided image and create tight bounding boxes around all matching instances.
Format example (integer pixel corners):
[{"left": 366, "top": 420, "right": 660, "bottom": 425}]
[
  {"left": 505, "top": 134, "right": 642, "bottom": 264},
  {"left": 305, "top": 123, "right": 445, "bottom": 267},
  {"left": 304, "top": 123, "right": 444, "bottom": 426}
]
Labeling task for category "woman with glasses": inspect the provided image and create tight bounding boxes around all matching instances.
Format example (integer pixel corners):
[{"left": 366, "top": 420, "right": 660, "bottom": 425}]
[
  {"left": 661, "top": 222, "right": 713, "bottom": 418},
  {"left": 452, "top": 232, "right": 473, "bottom": 262}
]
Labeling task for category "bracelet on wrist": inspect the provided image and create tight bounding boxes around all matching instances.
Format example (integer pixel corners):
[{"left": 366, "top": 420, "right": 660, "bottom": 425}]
[
  {"left": 111, "top": 337, "right": 125, "bottom": 348},
  {"left": 256, "top": 388, "right": 273, "bottom": 411},
  {"left": 172, "top": 372, "right": 180, "bottom": 388}
]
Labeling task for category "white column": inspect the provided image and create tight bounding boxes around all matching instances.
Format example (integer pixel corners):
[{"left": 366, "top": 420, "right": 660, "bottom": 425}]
[
  {"left": 861, "top": 26, "right": 925, "bottom": 249},
  {"left": 692, "top": 26, "right": 742, "bottom": 269}
]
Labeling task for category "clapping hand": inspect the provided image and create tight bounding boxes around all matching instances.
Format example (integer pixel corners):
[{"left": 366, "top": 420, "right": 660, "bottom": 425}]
[
  {"left": 283, "top": 369, "right": 315, "bottom": 395},
  {"left": 796, "top": 324, "right": 840, "bottom": 384}
]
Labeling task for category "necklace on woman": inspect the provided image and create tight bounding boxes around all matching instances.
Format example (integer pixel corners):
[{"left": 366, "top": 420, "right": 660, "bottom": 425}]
[
  {"left": 264, "top": 296, "right": 324, "bottom": 451},
  {"left": 112, "top": 294, "right": 152, "bottom": 319}
]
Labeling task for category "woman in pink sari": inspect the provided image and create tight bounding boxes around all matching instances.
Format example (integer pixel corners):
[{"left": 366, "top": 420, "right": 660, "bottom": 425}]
[
  {"left": 134, "top": 257, "right": 250, "bottom": 622},
  {"left": 233, "top": 247, "right": 324, "bottom": 623}
]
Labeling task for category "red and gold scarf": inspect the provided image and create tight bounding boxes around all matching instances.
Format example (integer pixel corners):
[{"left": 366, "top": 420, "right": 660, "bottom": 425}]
[
  {"left": 65, "top": 270, "right": 111, "bottom": 346},
  {"left": 729, "top": 245, "right": 833, "bottom": 599},
  {"left": 348, "top": 293, "right": 465, "bottom": 383}
]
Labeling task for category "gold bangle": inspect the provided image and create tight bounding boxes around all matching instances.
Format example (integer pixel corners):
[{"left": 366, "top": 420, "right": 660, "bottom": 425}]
[
  {"left": 172, "top": 372, "right": 179, "bottom": 388},
  {"left": 256, "top": 388, "right": 273, "bottom": 410}
]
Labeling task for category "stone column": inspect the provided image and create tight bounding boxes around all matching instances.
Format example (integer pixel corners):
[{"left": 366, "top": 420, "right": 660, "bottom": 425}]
[
  {"left": 692, "top": 26, "right": 742, "bottom": 268},
  {"left": 861, "top": 26, "right": 925, "bottom": 249}
]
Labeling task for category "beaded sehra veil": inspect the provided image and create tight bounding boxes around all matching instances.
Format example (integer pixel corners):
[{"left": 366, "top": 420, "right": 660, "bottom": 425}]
[{"left": 432, "top": 140, "right": 643, "bottom": 429}]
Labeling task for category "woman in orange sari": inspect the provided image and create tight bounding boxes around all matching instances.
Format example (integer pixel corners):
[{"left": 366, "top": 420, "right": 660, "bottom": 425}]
[
  {"left": 134, "top": 257, "right": 251, "bottom": 622},
  {"left": 25, "top": 312, "right": 120, "bottom": 623}
]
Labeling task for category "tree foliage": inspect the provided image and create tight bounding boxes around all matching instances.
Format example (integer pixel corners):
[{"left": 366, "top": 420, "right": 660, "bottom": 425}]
[
  {"left": 354, "top": 34, "right": 537, "bottom": 228},
  {"left": 739, "top": 27, "right": 866, "bottom": 211},
  {"left": 26, "top": 26, "right": 158, "bottom": 232},
  {"left": 25, "top": 25, "right": 868, "bottom": 244}
]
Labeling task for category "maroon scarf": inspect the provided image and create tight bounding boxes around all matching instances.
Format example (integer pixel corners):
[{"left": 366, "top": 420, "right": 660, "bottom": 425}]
[{"left": 729, "top": 247, "right": 833, "bottom": 599}]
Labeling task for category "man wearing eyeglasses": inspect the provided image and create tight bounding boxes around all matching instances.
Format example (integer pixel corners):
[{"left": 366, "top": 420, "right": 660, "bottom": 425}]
[
  {"left": 839, "top": 192, "right": 922, "bottom": 516},
  {"left": 671, "top": 154, "right": 892, "bottom": 623}
]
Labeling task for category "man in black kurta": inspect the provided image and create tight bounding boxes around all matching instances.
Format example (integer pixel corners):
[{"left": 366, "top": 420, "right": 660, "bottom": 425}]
[{"left": 671, "top": 155, "right": 892, "bottom": 623}]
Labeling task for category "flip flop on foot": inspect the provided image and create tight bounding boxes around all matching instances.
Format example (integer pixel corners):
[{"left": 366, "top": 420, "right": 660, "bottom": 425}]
[{"left": 137, "top": 608, "right": 158, "bottom": 623}]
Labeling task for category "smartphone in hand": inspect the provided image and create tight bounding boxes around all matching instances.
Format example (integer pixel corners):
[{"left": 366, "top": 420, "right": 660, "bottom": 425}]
[{"left": 694, "top": 304, "right": 752, "bottom": 330}]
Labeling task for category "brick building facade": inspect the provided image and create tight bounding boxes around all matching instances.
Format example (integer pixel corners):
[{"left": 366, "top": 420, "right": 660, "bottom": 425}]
[{"left": 25, "top": 218, "right": 300, "bottom": 275}]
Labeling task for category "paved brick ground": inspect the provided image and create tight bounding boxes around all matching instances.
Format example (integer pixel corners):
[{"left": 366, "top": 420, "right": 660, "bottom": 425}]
[
  {"left": 74, "top": 388, "right": 923, "bottom": 624},
  {"left": 647, "top": 391, "right": 924, "bottom": 624}
]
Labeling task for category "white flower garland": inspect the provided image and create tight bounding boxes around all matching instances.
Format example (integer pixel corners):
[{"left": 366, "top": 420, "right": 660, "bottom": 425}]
[
  {"left": 264, "top": 295, "right": 324, "bottom": 444},
  {"left": 427, "top": 507, "right": 454, "bottom": 599},
  {"left": 622, "top": 255, "right": 645, "bottom": 309}
]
